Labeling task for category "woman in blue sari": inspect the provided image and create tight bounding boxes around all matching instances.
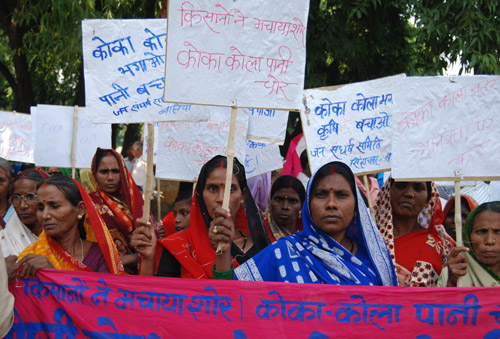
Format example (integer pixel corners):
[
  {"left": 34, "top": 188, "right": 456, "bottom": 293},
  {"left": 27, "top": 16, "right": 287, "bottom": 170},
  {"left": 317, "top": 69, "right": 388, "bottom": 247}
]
[{"left": 210, "top": 161, "right": 397, "bottom": 285}]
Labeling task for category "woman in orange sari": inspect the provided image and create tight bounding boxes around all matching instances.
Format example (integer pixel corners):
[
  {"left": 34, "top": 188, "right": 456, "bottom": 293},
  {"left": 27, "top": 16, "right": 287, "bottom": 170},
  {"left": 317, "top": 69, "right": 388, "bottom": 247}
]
[
  {"left": 89, "top": 148, "right": 159, "bottom": 275},
  {"left": 374, "top": 179, "right": 455, "bottom": 286},
  {"left": 157, "top": 155, "right": 271, "bottom": 278},
  {"left": 18, "top": 176, "right": 125, "bottom": 276}
]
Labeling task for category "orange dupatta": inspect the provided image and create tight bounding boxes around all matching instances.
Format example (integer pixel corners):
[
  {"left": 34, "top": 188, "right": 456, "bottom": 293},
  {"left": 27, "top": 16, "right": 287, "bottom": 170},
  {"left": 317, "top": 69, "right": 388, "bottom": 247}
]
[{"left": 19, "top": 179, "right": 125, "bottom": 274}]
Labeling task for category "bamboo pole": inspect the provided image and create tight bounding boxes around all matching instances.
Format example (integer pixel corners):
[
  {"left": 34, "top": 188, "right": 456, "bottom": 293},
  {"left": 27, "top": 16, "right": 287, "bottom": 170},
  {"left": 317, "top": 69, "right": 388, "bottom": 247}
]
[
  {"left": 454, "top": 180, "right": 464, "bottom": 287},
  {"left": 215, "top": 103, "right": 238, "bottom": 255},
  {"left": 142, "top": 124, "right": 155, "bottom": 219}
]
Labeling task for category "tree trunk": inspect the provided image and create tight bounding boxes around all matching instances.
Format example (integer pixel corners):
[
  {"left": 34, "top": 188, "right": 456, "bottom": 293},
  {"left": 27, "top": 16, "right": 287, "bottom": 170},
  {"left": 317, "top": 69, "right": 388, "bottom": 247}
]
[{"left": 0, "top": 2, "right": 35, "bottom": 113}]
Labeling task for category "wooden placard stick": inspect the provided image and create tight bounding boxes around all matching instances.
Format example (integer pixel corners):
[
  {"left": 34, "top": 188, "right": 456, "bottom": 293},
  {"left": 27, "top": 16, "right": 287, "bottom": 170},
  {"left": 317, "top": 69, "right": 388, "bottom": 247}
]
[
  {"left": 454, "top": 180, "right": 463, "bottom": 247},
  {"left": 216, "top": 102, "right": 238, "bottom": 255},
  {"left": 71, "top": 105, "right": 78, "bottom": 179},
  {"left": 142, "top": 123, "right": 155, "bottom": 219},
  {"left": 454, "top": 179, "right": 463, "bottom": 287}
]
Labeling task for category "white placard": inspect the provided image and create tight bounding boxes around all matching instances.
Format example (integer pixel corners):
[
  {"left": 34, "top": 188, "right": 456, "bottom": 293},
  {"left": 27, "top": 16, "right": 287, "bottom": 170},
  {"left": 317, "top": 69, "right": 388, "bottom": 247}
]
[
  {"left": 246, "top": 108, "right": 288, "bottom": 144},
  {"left": 0, "top": 111, "right": 34, "bottom": 163},
  {"left": 164, "top": 0, "right": 309, "bottom": 110},
  {"left": 35, "top": 105, "right": 111, "bottom": 168},
  {"left": 300, "top": 75, "right": 402, "bottom": 174},
  {"left": 82, "top": 19, "right": 210, "bottom": 123},
  {"left": 245, "top": 141, "right": 283, "bottom": 178},
  {"left": 392, "top": 75, "right": 500, "bottom": 179},
  {"left": 156, "top": 109, "right": 249, "bottom": 181}
]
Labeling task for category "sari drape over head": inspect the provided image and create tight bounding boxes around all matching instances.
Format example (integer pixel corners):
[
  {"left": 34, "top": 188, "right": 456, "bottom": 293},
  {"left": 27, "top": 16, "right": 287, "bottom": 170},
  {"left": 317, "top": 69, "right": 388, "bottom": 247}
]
[
  {"left": 235, "top": 162, "right": 397, "bottom": 286},
  {"left": 19, "top": 179, "right": 125, "bottom": 274},
  {"left": 438, "top": 202, "right": 500, "bottom": 286},
  {"left": 265, "top": 175, "right": 305, "bottom": 242},
  {"left": 374, "top": 178, "right": 455, "bottom": 287},
  {"left": 159, "top": 156, "right": 271, "bottom": 279},
  {"left": 89, "top": 148, "right": 160, "bottom": 273}
]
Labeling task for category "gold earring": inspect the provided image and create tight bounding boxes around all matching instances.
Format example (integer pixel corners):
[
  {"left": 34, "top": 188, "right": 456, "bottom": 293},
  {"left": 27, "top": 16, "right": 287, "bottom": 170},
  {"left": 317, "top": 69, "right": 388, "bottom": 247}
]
[
  {"left": 298, "top": 210, "right": 302, "bottom": 218},
  {"left": 77, "top": 215, "right": 83, "bottom": 220},
  {"left": 241, "top": 199, "right": 245, "bottom": 204}
]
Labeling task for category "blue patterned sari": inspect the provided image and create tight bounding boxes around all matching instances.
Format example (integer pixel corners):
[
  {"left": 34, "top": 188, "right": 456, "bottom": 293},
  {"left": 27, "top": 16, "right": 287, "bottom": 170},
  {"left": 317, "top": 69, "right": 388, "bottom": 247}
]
[{"left": 235, "top": 162, "right": 397, "bottom": 286}]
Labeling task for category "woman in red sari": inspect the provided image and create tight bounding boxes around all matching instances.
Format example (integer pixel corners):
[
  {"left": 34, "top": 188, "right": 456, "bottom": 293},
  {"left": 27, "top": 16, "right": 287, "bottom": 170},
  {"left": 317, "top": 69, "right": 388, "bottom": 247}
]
[
  {"left": 18, "top": 176, "right": 125, "bottom": 276},
  {"left": 89, "top": 148, "right": 159, "bottom": 275},
  {"left": 157, "top": 155, "right": 271, "bottom": 279},
  {"left": 374, "top": 179, "right": 455, "bottom": 286}
]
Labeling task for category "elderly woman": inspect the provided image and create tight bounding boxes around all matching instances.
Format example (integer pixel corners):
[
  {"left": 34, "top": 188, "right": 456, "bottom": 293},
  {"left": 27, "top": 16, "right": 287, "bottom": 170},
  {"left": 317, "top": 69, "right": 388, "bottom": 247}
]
[
  {"left": 17, "top": 176, "right": 126, "bottom": 276},
  {"left": 438, "top": 202, "right": 500, "bottom": 287},
  {"left": 265, "top": 175, "right": 306, "bottom": 242},
  {"left": 375, "top": 179, "right": 455, "bottom": 287},
  {"left": 439, "top": 195, "right": 478, "bottom": 241},
  {"left": 158, "top": 155, "right": 271, "bottom": 279},
  {"left": 0, "top": 158, "right": 13, "bottom": 229},
  {"left": 0, "top": 170, "right": 48, "bottom": 257},
  {"left": 211, "top": 161, "right": 397, "bottom": 285},
  {"left": 89, "top": 148, "right": 159, "bottom": 274}
]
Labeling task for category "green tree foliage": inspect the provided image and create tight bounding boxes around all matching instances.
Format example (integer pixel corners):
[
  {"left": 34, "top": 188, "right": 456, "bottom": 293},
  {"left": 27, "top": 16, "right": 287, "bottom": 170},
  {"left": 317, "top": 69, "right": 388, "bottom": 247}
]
[
  {"left": 305, "top": 0, "right": 414, "bottom": 88},
  {"left": 411, "top": 1, "right": 500, "bottom": 75}
]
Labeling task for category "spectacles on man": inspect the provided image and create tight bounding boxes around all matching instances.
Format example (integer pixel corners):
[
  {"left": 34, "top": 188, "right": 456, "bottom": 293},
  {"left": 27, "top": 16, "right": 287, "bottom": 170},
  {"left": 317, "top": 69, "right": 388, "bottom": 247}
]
[{"left": 9, "top": 193, "right": 38, "bottom": 206}]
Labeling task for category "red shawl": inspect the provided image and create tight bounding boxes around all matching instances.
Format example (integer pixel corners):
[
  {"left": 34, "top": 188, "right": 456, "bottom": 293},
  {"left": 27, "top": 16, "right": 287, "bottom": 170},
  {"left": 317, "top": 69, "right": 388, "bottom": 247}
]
[
  {"left": 159, "top": 193, "right": 242, "bottom": 279},
  {"left": 90, "top": 148, "right": 161, "bottom": 273}
]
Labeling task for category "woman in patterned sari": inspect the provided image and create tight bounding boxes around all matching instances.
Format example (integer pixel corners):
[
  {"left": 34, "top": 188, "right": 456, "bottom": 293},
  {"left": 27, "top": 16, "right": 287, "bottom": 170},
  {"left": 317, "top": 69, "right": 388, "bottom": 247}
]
[
  {"left": 374, "top": 178, "right": 455, "bottom": 287},
  {"left": 211, "top": 161, "right": 397, "bottom": 285},
  {"left": 18, "top": 176, "right": 125, "bottom": 276},
  {"left": 89, "top": 148, "right": 159, "bottom": 275}
]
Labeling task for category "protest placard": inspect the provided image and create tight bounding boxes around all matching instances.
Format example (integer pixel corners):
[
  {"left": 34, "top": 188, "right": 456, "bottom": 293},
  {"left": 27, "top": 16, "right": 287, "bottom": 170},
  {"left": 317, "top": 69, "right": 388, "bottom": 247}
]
[
  {"left": 0, "top": 111, "right": 34, "bottom": 163},
  {"left": 300, "top": 75, "right": 402, "bottom": 175},
  {"left": 155, "top": 108, "right": 249, "bottom": 181},
  {"left": 163, "top": 0, "right": 309, "bottom": 110},
  {"left": 392, "top": 75, "right": 500, "bottom": 180},
  {"left": 34, "top": 105, "right": 111, "bottom": 168},
  {"left": 8, "top": 269, "right": 500, "bottom": 338},
  {"left": 145, "top": 121, "right": 283, "bottom": 179},
  {"left": 245, "top": 141, "right": 282, "bottom": 178},
  {"left": 246, "top": 108, "right": 288, "bottom": 144},
  {"left": 82, "top": 19, "right": 210, "bottom": 123}
]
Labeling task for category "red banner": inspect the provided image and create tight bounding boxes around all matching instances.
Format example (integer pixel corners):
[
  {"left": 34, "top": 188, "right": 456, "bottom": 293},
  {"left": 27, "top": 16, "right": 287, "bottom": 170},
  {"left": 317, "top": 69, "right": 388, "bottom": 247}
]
[{"left": 6, "top": 269, "right": 500, "bottom": 338}]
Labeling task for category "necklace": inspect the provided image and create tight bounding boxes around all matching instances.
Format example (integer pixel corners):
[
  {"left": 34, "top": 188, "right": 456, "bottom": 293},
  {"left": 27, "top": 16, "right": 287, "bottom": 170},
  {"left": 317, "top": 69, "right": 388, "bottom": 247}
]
[
  {"left": 238, "top": 229, "right": 247, "bottom": 250},
  {"left": 79, "top": 238, "right": 84, "bottom": 262}
]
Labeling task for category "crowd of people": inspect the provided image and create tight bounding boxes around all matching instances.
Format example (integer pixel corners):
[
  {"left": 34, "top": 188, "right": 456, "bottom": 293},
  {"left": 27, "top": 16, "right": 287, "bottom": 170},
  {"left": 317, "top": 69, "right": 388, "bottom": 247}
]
[{"left": 1, "top": 145, "right": 499, "bottom": 335}]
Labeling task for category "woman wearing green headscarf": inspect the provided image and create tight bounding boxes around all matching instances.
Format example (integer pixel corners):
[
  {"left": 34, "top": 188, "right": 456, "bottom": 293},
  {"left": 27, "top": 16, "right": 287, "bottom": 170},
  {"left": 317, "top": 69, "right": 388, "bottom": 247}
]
[{"left": 438, "top": 202, "right": 500, "bottom": 287}]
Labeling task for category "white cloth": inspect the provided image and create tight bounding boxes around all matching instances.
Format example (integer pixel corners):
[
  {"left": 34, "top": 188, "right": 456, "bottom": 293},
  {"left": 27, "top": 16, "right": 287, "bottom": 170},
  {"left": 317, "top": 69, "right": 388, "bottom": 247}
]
[
  {"left": 131, "top": 158, "right": 147, "bottom": 189},
  {"left": 0, "top": 241, "right": 14, "bottom": 337},
  {"left": 0, "top": 206, "right": 38, "bottom": 257},
  {"left": 461, "top": 181, "right": 492, "bottom": 205},
  {"left": 124, "top": 157, "right": 136, "bottom": 174},
  {"left": 489, "top": 181, "right": 500, "bottom": 201}
]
